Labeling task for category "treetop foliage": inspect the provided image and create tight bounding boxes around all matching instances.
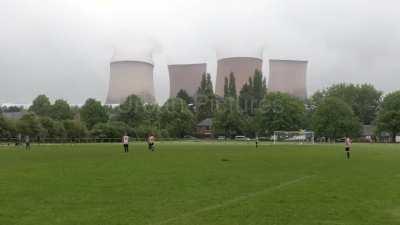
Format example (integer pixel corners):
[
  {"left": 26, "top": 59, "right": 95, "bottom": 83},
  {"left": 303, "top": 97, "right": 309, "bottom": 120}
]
[
  {"left": 1, "top": 79, "right": 399, "bottom": 141},
  {"left": 312, "top": 97, "right": 360, "bottom": 139},
  {"left": 257, "top": 92, "right": 306, "bottom": 135},
  {"left": 29, "top": 95, "right": 51, "bottom": 116},
  {"left": 310, "top": 83, "right": 382, "bottom": 125},
  {"left": 376, "top": 91, "right": 400, "bottom": 142}
]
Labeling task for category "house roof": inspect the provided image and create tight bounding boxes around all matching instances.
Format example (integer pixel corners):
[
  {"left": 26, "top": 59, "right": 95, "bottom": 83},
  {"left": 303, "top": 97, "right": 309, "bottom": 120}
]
[
  {"left": 1, "top": 111, "right": 26, "bottom": 120},
  {"left": 197, "top": 118, "right": 213, "bottom": 127},
  {"left": 361, "top": 125, "right": 375, "bottom": 136}
]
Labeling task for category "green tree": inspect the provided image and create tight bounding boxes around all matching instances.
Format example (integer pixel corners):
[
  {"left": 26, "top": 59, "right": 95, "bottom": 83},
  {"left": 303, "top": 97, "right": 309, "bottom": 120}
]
[
  {"left": 252, "top": 69, "right": 267, "bottom": 104},
  {"left": 309, "top": 90, "right": 325, "bottom": 108},
  {"left": 115, "top": 95, "right": 145, "bottom": 127},
  {"left": 213, "top": 97, "right": 242, "bottom": 138},
  {"left": 63, "top": 119, "right": 88, "bottom": 139},
  {"left": 257, "top": 92, "right": 306, "bottom": 135},
  {"left": 176, "top": 89, "right": 194, "bottom": 105},
  {"left": 196, "top": 73, "right": 214, "bottom": 97},
  {"left": 196, "top": 73, "right": 216, "bottom": 121},
  {"left": 312, "top": 97, "right": 360, "bottom": 140},
  {"left": 239, "top": 83, "right": 253, "bottom": 115},
  {"left": 314, "top": 83, "right": 382, "bottom": 124},
  {"left": 51, "top": 99, "right": 73, "bottom": 120},
  {"left": 1, "top": 106, "right": 23, "bottom": 113},
  {"left": 228, "top": 72, "right": 237, "bottom": 99},
  {"left": 80, "top": 98, "right": 109, "bottom": 129},
  {"left": 160, "top": 98, "right": 194, "bottom": 138},
  {"left": 239, "top": 69, "right": 267, "bottom": 115},
  {"left": 376, "top": 91, "right": 400, "bottom": 142},
  {"left": 198, "top": 73, "right": 207, "bottom": 93},
  {"left": 355, "top": 84, "right": 382, "bottom": 124},
  {"left": 0, "top": 114, "right": 16, "bottom": 138},
  {"left": 29, "top": 95, "right": 51, "bottom": 116},
  {"left": 52, "top": 121, "right": 66, "bottom": 139},
  {"left": 39, "top": 117, "right": 66, "bottom": 138},
  {"left": 206, "top": 73, "right": 214, "bottom": 95},
  {"left": 223, "top": 72, "right": 237, "bottom": 99},
  {"left": 91, "top": 121, "right": 130, "bottom": 139},
  {"left": 16, "top": 113, "right": 43, "bottom": 137},
  {"left": 143, "top": 104, "right": 161, "bottom": 131},
  {"left": 223, "top": 77, "right": 229, "bottom": 97},
  {"left": 241, "top": 114, "right": 263, "bottom": 138},
  {"left": 70, "top": 105, "right": 80, "bottom": 118}
]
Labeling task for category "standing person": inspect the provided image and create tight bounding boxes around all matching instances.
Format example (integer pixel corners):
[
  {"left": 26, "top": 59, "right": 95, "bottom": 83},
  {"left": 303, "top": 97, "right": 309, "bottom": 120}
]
[
  {"left": 25, "top": 135, "right": 30, "bottom": 150},
  {"left": 16, "top": 133, "right": 22, "bottom": 147},
  {"left": 255, "top": 136, "right": 259, "bottom": 148},
  {"left": 147, "top": 134, "right": 155, "bottom": 151},
  {"left": 37, "top": 136, "right": 41, "bottom": 145},
  {"left": 122, "top": 134, "right": 129, "bottom": 153},
  {"left": 345, "top": 136, "right": 352, "bottom": 159}
]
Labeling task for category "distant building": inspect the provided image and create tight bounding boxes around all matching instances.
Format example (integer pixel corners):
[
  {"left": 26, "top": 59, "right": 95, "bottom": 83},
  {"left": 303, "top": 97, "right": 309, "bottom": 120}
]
[
  {"left": 106, "top": 60, "right": 155, "bottom": 104},
  {"left": 361, "top": 125, "right": 375, "bottom": 137},
  {"left": 215, "top": 57, "right": 263, "bottom": 97},
  {"left": 268, "top": 59, "right": 308, "bottom": 99},
  {"left": 1, "top": 111, "right": 26, "bottom": 120},
  {"left": 168, "top": 63, "right": 207, "bottom": 98},
  {"left": 196, "top": 118, "right": 213, "bottom": 138},
  {"left": 360, "top": 125, "right": 400, "bottom": 143},
  {"left": 360, "top": 125, "right": 375, "bottom": 142}
]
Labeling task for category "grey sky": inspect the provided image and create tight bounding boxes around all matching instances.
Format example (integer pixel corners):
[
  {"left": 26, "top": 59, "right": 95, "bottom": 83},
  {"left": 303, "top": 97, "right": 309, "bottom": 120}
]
[{"left": 1, "top": 0, "right": 399, "bottom": 105}]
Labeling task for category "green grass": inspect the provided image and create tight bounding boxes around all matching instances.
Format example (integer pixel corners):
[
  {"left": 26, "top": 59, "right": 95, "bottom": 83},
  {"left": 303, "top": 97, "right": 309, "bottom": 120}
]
[{"left": 1, "top": 142, "right": 400, "bottom": 225}]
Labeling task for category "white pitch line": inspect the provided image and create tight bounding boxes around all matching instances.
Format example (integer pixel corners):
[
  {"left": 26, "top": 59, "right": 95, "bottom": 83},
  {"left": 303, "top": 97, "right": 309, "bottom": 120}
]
[
  {"left": 151, "top": 175, "right": 315, "bottom": 225},
  {"left": 318, "top": 220, "right": 347, "bottom": 225}
]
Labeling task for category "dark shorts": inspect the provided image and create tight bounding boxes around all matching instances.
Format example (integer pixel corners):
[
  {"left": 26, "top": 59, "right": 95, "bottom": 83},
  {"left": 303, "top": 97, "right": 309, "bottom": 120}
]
[
  {"left": 124, "top": 144, "right": 128, "bottom": 147},
  {"left": 345, "top": 147, "right": 350, "bottom": 151}
]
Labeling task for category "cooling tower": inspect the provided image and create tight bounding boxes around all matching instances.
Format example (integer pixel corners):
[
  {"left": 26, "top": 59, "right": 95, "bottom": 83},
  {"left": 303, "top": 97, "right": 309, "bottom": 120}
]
[
  {"left": 268, "top": 59, "right": 308, "bottom": 99},
  {"left": 106, "top": 60, "right": 155, "bottom": 104},
  {"left": 168, "top": 63, "right": 207, "bottom": 98},
  {"left": 215, "top": 57, "right": 263, "bottom": 97}
]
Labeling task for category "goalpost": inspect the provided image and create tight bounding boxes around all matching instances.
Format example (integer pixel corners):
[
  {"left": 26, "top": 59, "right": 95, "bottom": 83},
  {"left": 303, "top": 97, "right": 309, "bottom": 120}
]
[{"left": 273, "top": 130, "right": 315, "bottom": 144}]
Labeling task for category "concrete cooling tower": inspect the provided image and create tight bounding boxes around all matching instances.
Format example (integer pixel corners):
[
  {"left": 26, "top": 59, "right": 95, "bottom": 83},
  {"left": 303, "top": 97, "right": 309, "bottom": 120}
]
[
  {"left": 215, "top": 57, "right": 263, "bottom": 97},
  {"left": 106, "top": 60, "right": 155, "bottom": 104},
  {"left": 168, "top": 63, "right": 207, "bottom": 98},
  {"left": 268, "top": 59, "right": 308, "bottom": 99}
]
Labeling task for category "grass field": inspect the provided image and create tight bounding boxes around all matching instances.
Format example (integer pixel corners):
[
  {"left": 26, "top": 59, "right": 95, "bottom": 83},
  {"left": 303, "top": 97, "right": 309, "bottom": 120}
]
[{"left": 1, "top": 142, "right": 400, "bottom": 225}]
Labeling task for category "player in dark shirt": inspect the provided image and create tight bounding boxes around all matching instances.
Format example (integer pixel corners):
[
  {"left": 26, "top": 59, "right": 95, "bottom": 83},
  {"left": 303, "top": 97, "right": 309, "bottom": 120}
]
[{"left": 25, "top": 135, "right": 30, "bottom": 150}]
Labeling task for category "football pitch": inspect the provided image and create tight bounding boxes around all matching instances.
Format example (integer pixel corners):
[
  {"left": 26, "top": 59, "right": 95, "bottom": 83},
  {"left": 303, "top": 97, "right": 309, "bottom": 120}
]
[{"left": 1, "top": 142, "right": 400, "bottom": 225}]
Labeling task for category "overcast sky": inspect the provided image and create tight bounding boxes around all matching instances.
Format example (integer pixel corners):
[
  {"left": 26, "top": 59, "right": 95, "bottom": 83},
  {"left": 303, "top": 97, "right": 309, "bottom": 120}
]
[{"left": 1, "top": 0, "right": 399, "bottom": 105}]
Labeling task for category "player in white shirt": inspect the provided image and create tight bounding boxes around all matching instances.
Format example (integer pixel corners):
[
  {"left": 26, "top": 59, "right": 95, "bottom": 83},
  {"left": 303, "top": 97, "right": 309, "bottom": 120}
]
[
  {"left": 147, "top": 135, "right": 155, "bottom": 151},
  {"left": 122, "top": 134, "right": 129, "bottom": 153},
  {"left": 255, "top": 136, "right": 259, "bottom": 148},
  {"left": 345, "top": 136, "right": 352, "bottom": 159}
]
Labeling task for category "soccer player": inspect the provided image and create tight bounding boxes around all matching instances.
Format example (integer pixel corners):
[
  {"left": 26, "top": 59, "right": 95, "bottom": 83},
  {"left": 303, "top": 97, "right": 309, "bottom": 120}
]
[
  {"left": 345, "top": 136, "right": 352, "bottom": 159},
  {"left": 122, "top": 134, "right": 129, "bottom": 153},
  {"left": 25, "top": 135, "right": 30, "bottom": 150},
  {"left": 16, "top": 133, "right": 22, "bottom": 147},
  {"left": 255, "top": 136, "right": 259, "bottom": 148},
  {"left": 147, "top": 134, "right": 155, "bottom": 151}
]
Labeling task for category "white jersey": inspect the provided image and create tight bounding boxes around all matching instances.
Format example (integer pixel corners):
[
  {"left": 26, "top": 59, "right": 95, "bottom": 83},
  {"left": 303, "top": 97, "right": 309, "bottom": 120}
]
[
  {"left": 345, "top": 138, "right": 351, "bottom": 147},
  {"left": 123, "top": 136, "right": 129, "bottom": 144},
  {"left": 148, "top": 136, "right": 155, "bottom": 144}
]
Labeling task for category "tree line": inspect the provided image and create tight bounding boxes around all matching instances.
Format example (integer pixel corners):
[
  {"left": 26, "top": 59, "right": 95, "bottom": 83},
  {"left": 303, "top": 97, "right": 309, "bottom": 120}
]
[{"left": 1, "top": 70, "right": 400, "bottom": 142}]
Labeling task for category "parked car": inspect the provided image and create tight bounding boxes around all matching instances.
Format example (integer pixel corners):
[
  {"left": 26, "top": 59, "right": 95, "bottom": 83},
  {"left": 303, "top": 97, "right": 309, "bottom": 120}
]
[
  {"left": 235, "top": 136, "right": 251, "bottom": 141},
  {"left": 217, "top": 136, "right": 226, "bottom": 141},
  {"left": 183, "top": 135, "right": 198, "bottom": 141},
  {"left": 336, "top": 137, "right": 345, "bottom": 142}
]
